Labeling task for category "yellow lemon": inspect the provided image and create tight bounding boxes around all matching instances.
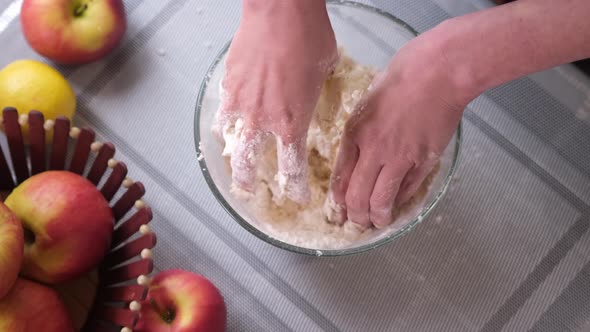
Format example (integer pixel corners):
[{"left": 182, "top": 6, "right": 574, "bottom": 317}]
[{"left": 0, "top": 60, "right": 76, "bottom": 141}]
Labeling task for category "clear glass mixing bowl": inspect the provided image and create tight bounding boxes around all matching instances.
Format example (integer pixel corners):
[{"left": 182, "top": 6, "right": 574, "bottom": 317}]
[{"left": 194, "top": 1, "right": 462, "bottom": 256}]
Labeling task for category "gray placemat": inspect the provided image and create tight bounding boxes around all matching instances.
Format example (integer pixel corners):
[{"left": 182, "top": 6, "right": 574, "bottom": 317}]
[{"left": 1, "top": 0, "right": 589, "bottom": 330}]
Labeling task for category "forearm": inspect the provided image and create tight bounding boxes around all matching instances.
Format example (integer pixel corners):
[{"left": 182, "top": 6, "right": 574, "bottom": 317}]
[
  {"left": 239, "top": 0, "right": 333, "bottom": 55},
  {"left": 434, "top": 0, "right": 590, "bottom": 103},
  {"left": 241, "top": 0, "right": 329, "bottom": 26}
]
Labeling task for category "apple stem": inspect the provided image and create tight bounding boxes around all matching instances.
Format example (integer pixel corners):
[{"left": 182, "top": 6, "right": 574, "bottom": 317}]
[{"left": 73, "top": 3, "right": 88, "bottom": 17}]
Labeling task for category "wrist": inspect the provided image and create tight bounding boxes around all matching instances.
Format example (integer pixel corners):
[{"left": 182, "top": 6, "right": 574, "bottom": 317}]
[
  {"left": 428, "top": 19, "right": 487, "bottom": 106},
  {"left": 428, "top": 0, "right": 590, "bottom": 105},
  {"left": 242, "top": 0, "right": 327, "bottom": 21},
  {"left": 240, "top": 0, "right": 334, "bottom": 51}
]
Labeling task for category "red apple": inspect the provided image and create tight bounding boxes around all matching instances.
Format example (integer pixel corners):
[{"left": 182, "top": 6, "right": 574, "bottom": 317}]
[
  {"left": 0, "top": 278, "right": 74, "bottom": 332},
  {"left": 4, "top": 170, "right": 114, "bottom": 284},
  {"left": 136, "top": 269, "right": 227, "bottom": 332},
  {"left": 0, "top": 201, "right": 23, "bottom": 299},
  {"left": 20, "top": 0, "right": 127, "bottom": 64}
]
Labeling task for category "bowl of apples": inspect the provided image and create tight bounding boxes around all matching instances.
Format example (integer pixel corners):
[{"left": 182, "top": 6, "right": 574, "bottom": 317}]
[{"left": 0, "top": 107, "right": 156, "bottom": 332}]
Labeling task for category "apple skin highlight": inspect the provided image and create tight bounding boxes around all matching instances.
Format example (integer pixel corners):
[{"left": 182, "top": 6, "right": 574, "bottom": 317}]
[
  {"left": 0, "top": 278, "right": 75, "bottom": 332},
  {"left": 136, "top": 269, "right": 227, "bottom": 332},
  {"left": 5, "top": 171, "right": 114, "bottom": 284},
  {"left": 0, "top": 201, "right": 24, "bottom": 300},
  {"left": 20, "top": 0, "right": 127, "bottom": 64}
]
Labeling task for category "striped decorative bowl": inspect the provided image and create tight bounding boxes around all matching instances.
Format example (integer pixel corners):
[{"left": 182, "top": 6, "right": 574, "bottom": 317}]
[{"left": 0, "top": 107, "right": 156, "bottom": 332}]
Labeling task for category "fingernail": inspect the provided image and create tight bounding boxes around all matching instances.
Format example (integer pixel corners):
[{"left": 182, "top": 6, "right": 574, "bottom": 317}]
[
  {"left": 395, "top": 194, "right": 412, "bottom": 208},
  {"left": 373, "top": 221, "right": 388, "bottom": 230},
  {"left": 276, "top": 138, "right": 310, "bottom": 204},
  {"left": 371, "top": 208, "right": 393, "bottom": 229},
  {"left": 279, "top": 172, "right": 310, "bottom": 204},
  {"left": 324, "top": 191, "right": 346, "bottom": 225},
  {"left": 348, "top": 220, "right": 369, "bottom": 232},
  {"left": 230, "top": 182, "right": 255, "bottom": 200},
  {"left": 347, "top": 219, "right": 371, "bottom": 232}
]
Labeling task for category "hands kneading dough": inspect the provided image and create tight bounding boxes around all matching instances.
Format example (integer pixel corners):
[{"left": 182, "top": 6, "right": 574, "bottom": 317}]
[{"left": 214, "top": 3, "right": 463, "bottom": 229}]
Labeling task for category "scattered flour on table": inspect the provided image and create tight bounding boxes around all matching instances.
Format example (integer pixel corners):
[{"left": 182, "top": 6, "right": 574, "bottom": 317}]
[{"left": 219, "top": 51, "right": 436, "bottom": 249}]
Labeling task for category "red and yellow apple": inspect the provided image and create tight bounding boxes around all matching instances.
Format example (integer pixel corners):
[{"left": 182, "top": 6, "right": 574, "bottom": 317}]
[
  {"left": 5, "top": 170, "right": 114, "bottom": 284},
  {"left": 136, "top": 269, "right": 227, "bottom": 332},
  {"left": 20, "top": 0, "right": 127, "bottom": 64},
  {"left": 0, "top": 278, "right": 74, "bottom": 332},
  {"left": 0, "top": 201, "right": 23, "bottom": 299}
]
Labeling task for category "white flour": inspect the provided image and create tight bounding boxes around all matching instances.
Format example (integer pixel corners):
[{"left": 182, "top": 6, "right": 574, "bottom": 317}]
[{"left": 219, "top": 51, "right": 435, "bottom": 249}]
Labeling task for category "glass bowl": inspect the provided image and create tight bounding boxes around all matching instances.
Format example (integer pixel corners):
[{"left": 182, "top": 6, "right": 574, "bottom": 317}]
[{"left": 194, "top": 1, "right": 462, "bottom": 256}]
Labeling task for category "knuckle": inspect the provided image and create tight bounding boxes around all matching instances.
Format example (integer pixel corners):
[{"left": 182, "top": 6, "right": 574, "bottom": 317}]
[
  {"left": 345, "top": 191, "right": 368, "bottom": 213},
  {"left": 405, "top": 178, "right": 421, "bottom": 192},
  {"left": 349, "top": 213, "right": 370, "bottom": 228},
  {"left": 220, "top": 75, "right": 241, "bottom": 96},
  {"left": 219, "top": 74, "right": 232, "bottom": 90},
  {"left": 371, "top": 177, "right": 401, "bottom": 205},
  {"left": 243, "top": 114, "right": 263, "bottom": 130},
  {"left": 403, "top": 146, "right": 441, "bottom": 166},
  {"left": 276, "top": 124, "right": 306, "bottom": 143},
  {"left": 370, "top": 192, "right": 394, "bottom": 212},
  {"left": 362, "top": 144, "right": 381, "bottom": 159},
  {"left": 242, "top": 128, "right": 264, "bottom": 142},
  {"left": 218, "top": 91, "right": 239, "bottom": 111},
  {"left": 278, "top": 107, "right": 297, "bottom": 124},
  {"left": 400, "top": 149, "right": 419, "bottom": 166}
]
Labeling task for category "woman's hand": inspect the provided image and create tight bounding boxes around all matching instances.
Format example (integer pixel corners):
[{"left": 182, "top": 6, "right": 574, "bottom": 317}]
[
  {"left": 326, "top": 31, "right": 466, "bottom": 228},
  {"left": 214, "top": 1, "right": 337, "bottom": 204},
  {"left": 327, "top": 0, "right": 590, "bottom": 228}
]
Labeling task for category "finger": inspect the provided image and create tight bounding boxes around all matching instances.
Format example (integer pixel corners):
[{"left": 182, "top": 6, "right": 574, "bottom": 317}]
[
  {"left": 212, "top": 78, "right": 239, "bottom": 140},
  {"left": 367, "top": 70, "right": 387, "bottom": 92},
  {"left": 345, "top": 151, "right": 382, "bottom": 229},
  {"left": 212, "top": 103, "right": 238, "bottom": 142},
  {"left": 395, "top": 160, "right": 438, "bottom": 207},
  {"left": 369, "top": 162, "right": 411, "bottom": 229},
  {"left": 230, "top": 127, "right": 267, "bottom": 192},
  {"left": 276, "top": 135, "right": 310, "bottom": 204},
  {"left": 325, "top": 134, "right": 359, "bottom": 225}
]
